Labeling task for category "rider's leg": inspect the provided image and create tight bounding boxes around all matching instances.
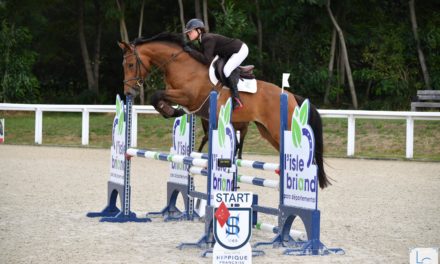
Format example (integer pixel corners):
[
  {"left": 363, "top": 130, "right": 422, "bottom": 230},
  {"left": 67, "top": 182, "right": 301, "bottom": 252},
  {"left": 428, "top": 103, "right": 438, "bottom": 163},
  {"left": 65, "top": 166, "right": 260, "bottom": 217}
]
[
  {"left": 227, "top": 70, "right": 243, "bottom": 110},
  {"left": 224, "top": 44, "right": 249, "bottom": 110}
]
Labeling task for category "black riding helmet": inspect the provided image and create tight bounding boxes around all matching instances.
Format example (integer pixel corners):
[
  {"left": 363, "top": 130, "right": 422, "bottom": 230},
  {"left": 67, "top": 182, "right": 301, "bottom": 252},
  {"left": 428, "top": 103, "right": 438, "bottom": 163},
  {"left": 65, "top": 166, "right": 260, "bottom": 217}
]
[{"left": 184, "top": 18, "right": 205, "bottom": 33}]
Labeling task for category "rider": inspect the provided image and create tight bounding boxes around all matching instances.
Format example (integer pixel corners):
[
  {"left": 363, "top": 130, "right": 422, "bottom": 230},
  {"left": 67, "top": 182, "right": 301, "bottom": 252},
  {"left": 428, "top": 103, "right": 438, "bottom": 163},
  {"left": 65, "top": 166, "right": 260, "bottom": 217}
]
[{"left": 183, "top": 18, "right": 248, "bottom": 111}]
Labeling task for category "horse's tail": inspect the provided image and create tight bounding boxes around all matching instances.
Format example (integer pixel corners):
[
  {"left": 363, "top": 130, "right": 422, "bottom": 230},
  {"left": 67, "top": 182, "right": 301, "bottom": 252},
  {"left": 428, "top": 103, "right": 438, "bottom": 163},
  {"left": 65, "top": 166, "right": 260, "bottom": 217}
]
[{"left": 294, "top": 95, "right": 331, "bottom": 189}]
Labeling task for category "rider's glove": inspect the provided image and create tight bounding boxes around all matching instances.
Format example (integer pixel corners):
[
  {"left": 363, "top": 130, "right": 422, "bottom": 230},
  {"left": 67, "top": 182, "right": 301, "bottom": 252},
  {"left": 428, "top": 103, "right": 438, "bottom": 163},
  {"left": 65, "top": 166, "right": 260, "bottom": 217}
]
[{"left": 183, "top": 45, "right": 192, "bottom": 52}]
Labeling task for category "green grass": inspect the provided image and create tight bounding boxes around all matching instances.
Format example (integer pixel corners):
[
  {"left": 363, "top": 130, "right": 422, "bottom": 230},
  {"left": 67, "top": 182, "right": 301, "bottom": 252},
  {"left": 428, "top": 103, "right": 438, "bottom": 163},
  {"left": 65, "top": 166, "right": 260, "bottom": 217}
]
[{"left": 1, "top": 111, "right": 439, "bottom": 161}]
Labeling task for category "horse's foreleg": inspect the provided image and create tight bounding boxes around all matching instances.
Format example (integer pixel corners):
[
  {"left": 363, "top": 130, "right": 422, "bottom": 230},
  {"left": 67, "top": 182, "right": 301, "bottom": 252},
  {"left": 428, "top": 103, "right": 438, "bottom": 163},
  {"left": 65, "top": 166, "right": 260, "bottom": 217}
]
[{"left": 150, "top": 91, "right": 185, "bottom": 118}]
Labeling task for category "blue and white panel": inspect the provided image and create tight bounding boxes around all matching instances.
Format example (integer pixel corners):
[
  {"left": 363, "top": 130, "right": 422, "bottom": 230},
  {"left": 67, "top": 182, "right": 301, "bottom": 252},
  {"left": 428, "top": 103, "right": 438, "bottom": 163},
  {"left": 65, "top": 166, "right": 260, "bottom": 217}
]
[
  {"left": 282, "top": 100, "right": 318, "bottom": 210},
  {"left": 109, "top": 95, "right": 126, "bottom": 186},
  {"left": 210, "top": 123, "right": 236, "bottom": 204},
  {"left": 169, "top": 115, "right": 191, "bottom": 185}
]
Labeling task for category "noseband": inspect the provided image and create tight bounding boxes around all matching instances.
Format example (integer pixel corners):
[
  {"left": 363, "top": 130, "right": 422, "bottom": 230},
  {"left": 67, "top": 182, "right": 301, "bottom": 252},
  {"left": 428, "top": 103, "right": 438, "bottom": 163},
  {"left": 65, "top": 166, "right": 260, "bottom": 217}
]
[
  {"left": 122, "top": 47, "right": 149, "bottom": 91},
  {"left": 123, "top": 45, "right": 184, "bottom": 91}
]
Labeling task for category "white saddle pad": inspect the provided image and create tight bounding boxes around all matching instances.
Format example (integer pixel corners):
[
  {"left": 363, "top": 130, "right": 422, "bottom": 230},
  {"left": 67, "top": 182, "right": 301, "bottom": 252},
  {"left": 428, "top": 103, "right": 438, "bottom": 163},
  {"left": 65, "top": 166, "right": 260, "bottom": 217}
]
[{"left": 209, "top": 56, "right": 257, "bottom": 94}]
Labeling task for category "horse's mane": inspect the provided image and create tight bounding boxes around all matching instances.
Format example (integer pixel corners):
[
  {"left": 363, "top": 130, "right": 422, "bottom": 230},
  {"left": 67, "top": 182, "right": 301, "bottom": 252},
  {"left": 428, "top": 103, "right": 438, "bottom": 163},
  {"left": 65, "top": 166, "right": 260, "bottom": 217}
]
[{"left": 132, "top": 32, "right": 185, "bottom": 47}]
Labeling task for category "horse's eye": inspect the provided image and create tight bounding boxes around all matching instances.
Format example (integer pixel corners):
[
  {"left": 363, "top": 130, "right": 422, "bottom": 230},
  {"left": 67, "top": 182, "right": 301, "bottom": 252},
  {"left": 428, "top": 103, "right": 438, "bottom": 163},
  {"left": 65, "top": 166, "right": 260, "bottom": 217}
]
[{"left": 128, "top": 63, "right": 134, "bottom": 69}]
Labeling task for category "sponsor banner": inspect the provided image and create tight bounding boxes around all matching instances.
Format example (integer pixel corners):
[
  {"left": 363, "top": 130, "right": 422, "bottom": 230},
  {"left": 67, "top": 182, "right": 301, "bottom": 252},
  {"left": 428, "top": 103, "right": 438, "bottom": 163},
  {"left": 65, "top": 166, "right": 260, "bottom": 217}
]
[
  {"left": 210, "top": 97, "right": 236, "bottom": 203},
  {"left": 282, "top": 100, "right": 318, "bottom": 210},
  {"left": 213, "top": 192, "right": 252, "bottom": 264},
  {"left": 109, "top": 95, "right": 126, "bottom": 186},
  {"left": 210, "top": 128, "right": 235, "bottom": 204},
  {"left": 169, "top": 115, "right": 190, "bottom": 185}
]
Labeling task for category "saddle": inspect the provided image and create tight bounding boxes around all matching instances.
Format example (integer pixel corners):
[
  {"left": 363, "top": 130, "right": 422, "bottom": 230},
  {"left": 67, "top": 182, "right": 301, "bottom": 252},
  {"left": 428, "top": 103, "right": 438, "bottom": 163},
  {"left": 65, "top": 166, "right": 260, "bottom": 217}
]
[{"left": 213, "top": 57, "right": 255, "bottom": 86}]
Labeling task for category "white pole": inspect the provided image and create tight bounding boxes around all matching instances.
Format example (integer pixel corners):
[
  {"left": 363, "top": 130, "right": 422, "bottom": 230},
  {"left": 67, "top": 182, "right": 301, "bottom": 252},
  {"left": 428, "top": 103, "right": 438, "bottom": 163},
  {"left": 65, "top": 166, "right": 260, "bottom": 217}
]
[
  {"left": 131, "top": 109, "right": 138, "bottom": 147},
  {"left": 406, "top": 117, "right": 414, "bottom": 159},
  {"left": 282, "top": 73, "right": 290, "bottom": 93},
  {"left": 347, "top": 115, "right": 355, "bottom": 156},
  {"left": 35, "top": 108, "right": 43, "bottom": 144},
  {"left": 81, "top": 109, "right": 89, "bottom": 145}
]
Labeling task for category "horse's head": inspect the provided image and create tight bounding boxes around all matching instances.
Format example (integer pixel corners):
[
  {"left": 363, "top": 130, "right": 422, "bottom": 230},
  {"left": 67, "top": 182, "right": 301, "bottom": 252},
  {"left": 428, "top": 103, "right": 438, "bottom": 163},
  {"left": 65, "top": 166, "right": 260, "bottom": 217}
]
[{"left": 118, "top": 41, "right": 151, "bottom": 97}]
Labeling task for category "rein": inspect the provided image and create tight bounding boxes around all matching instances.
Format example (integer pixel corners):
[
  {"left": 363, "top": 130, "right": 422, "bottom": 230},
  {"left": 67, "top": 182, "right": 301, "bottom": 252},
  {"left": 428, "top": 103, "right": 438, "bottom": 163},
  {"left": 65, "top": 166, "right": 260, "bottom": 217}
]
[{"left": 123, "top": 45, "right": 184, "bottom": 91}]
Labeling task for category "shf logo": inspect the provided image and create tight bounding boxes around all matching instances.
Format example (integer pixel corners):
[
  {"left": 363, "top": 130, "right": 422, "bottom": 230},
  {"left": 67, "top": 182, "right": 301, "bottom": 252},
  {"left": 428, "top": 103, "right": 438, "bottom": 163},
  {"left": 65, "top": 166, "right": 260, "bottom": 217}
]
[
  {"left": 214, "top": 207, "right": 251, "bottom": 250},
  {"left": 410, "top": 248, "right": 438, "bottom": 264},
  {"left": 213, "top": 192, "right": 252, "bottom": 251}
]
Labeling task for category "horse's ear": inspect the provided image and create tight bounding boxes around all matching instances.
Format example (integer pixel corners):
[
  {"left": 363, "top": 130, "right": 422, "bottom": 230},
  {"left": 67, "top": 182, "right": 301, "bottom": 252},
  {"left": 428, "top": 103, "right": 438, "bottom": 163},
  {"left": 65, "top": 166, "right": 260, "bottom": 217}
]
[{"left": 118, "top": 41, "right": 132, "bottom": 52}]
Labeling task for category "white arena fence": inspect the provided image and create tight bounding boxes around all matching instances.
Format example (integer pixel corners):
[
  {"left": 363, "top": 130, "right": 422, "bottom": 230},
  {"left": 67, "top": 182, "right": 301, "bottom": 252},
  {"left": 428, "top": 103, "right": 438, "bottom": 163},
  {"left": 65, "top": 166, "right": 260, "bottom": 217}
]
[{"left": 1, "top": 103, "right": 439, "bottom": 159}]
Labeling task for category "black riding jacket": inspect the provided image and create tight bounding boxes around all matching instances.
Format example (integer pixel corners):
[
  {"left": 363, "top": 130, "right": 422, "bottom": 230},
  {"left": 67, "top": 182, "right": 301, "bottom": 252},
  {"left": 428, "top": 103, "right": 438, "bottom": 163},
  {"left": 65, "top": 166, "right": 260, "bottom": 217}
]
[{"left": 186, "top": 33, "right": 243, "bottom": 65}]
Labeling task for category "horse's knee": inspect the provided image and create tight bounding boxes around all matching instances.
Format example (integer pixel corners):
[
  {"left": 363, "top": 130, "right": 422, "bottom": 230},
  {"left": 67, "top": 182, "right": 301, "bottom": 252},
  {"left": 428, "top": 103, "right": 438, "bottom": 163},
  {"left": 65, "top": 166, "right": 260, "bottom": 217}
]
[
  {"left": 150, "top": 91, "right": 165, "bottom": 107},
  {"left": 151, "top": 91, "right": 185, "bottom": 118}
]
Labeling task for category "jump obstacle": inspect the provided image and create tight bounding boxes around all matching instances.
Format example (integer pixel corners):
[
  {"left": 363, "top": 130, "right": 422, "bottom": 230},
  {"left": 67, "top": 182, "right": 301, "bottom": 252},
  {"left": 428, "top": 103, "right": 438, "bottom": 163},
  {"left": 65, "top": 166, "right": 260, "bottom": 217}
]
[{"left": 88, "top": 91, "right": 344, "bottom": 256}]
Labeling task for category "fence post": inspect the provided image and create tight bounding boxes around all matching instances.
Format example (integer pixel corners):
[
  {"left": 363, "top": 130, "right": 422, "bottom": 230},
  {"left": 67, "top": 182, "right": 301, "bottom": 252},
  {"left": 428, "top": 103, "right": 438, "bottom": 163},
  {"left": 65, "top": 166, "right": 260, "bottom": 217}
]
[
  {"left": 347, "top": 115, "right": 355, "bottom": 156},
  {"left": 82, "top": 109, "right": 89, "bottom": 145},
  {"left": 131, "top": 109, "right": 138, "bottom": 148},
  {"left": 35, "top": 108, "right": 43, "bottom": 144},
  {"left": 406, "top": 117, "right": 414, "bottom": 159}
]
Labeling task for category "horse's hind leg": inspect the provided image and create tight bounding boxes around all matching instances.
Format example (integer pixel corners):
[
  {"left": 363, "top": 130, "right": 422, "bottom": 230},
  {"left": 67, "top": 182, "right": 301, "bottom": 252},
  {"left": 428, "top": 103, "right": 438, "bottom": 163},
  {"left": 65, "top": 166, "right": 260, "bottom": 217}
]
[
  {"left": 254, "top": 122, "right": 280, "bottom": 151},
  {"left": 237, "top": 124, "right": 248, "bottom": 159},
  {"left": 198, "top": 119, "right": 209, "bottom": 152},
  {"left": 198, "top": 136, "right": 208, "bottom": 152},
  {"left": 237, "top": 137, "right": 243, "bottom": 159}
]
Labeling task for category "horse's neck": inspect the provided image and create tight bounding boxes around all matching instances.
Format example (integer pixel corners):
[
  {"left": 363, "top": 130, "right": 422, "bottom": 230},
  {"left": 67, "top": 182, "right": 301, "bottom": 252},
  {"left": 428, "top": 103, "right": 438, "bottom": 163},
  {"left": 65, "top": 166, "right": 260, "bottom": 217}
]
[
  {"left": 142, "top": 42, "right": 213, "bottom": 111},
  {"left": 142, "top": 42, "right": 179, "bottom": 66}
]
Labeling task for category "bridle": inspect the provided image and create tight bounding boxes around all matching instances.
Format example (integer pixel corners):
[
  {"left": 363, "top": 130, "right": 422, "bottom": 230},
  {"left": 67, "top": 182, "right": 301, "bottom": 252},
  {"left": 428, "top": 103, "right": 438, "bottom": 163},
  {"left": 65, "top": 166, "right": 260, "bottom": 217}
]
[{"left": 122, "top": 45, "right": 184, "bottom": 91}]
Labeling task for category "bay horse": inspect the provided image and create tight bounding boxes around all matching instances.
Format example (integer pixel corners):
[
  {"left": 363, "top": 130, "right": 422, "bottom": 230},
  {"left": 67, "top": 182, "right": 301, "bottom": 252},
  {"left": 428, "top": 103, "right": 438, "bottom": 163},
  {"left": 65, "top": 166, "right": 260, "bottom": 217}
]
[
  {"left": 118, "top": 32, "right": 330, "bottom": 188},
  {"left": 198, "top": 119, "right": 249, "bottom": 160}
]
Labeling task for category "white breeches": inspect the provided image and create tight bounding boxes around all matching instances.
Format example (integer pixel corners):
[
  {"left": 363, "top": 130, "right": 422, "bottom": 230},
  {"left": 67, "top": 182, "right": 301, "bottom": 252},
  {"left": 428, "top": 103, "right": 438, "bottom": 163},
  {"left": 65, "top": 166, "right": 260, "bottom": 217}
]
[{"left": 223, "top": 43, "right": 249, "bottom": 78}]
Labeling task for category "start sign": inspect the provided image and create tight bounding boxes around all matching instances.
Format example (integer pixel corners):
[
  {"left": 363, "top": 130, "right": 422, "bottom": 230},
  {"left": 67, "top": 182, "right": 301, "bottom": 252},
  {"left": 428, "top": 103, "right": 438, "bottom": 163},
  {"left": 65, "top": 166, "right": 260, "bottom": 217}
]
[{"left": 213, "top": 192, "right": 253, "bottom": 264}]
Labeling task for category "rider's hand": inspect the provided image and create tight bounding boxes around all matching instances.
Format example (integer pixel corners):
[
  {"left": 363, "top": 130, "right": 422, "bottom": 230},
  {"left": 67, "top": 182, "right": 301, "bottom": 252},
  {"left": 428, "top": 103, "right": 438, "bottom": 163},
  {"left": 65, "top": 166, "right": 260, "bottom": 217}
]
[{"left": 183, "top": 45, "right": 192, "bottom": 52}]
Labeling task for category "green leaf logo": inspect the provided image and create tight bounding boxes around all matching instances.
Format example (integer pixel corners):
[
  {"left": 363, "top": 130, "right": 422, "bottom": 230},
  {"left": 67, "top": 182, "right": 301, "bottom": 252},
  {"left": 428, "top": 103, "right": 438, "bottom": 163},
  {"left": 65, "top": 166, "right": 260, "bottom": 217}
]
[
  {"left": 115, "top": 96, "right": 124, "bottom": 135},
  {"left": 179, "top": 114, "right": 187, "bottom": 136},
  {"left": 218, "top": 117, "right": 225, "bottom": 147},
  {"left": 291, "top": 117, "right": 301, "bottom": 148},
  {"left": 219, "top": 106, "right": 224, "bottom": 121},
  {"left": 217, "top": 98, "right": 233, "bottom": 148},
  {"left": 118, "top": 110, "right": 124, "bottom": 135},
  {"left": 224, "top": 98, "right": 232, "bottom": 124},
  {"left": 116, "top": 96, "right": 121, "bottom": 115},
  {"left": 299, "top": 100, "right": 309, "bottom": 126}
]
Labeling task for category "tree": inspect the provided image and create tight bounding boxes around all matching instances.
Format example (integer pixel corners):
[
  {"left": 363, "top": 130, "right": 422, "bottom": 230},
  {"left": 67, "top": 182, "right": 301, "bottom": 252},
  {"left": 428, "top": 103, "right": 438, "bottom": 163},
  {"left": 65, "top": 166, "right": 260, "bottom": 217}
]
[
  {"left": 202, "top": 0, "right": 209, "bottom": 32},
  {"left": 409, "top": 0, "right": 431, "bottom": 89},
  {"left": 78, "top": 0, "right": 103, "bottom": 99},
  {"left": 213, "top": 2, "right": 250, "bottom": 39},
  {"left": 324, "top": 29, "right": 337, "bottom": 104},
  {"left": 194, "top": 0, "right": 202, "bottom": 19},
  {"left": 0, "top": 21, "right": 39, "bottom": 103},
  {"left": 138, "top": 0, "right": 146, "bottom": 37},
  {"left": 326, "top": 0, "right": 358, "bottom": 108},
  {"left": 254, "top": 0, "right": 263, "bottom": 68},
  {"left": 178, "top": 0, "right": 185, "bottom": 33},
  {"left": 115, "top": 0, "right": 129, "bottom": 43},
  {"left": 1, "top": 0, "right": 438, "bottom": 108}
]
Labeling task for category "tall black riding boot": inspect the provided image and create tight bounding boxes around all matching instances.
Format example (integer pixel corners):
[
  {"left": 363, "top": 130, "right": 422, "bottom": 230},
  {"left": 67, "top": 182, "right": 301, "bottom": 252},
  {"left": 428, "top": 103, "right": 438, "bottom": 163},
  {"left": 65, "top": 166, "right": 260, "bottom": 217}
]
[{"left": 227, "top": 70, "right": 243, "bottom": 111}]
